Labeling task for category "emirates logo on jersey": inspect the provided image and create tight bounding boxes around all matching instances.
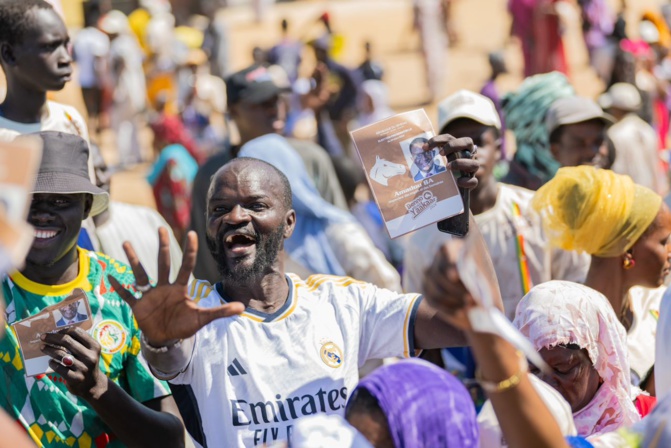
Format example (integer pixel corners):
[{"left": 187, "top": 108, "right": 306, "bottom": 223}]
[{"left": 320, "top": 342, "right": 343, "bottom": 368}]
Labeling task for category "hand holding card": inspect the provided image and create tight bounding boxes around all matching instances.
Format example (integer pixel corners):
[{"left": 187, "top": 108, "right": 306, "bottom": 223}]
[{"left": 12, "top": 289, "right": 93, "bottom": 376}]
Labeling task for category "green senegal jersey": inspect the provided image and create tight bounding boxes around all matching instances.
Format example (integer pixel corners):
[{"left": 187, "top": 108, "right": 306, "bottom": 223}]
[{"left": 0, "top": 248, "right": 171, "bottom": 447}]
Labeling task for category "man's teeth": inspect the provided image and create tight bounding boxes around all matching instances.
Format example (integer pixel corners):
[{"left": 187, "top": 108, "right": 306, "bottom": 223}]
[{"left": 35, "top": 230, "right": 58, "bottom": 239}]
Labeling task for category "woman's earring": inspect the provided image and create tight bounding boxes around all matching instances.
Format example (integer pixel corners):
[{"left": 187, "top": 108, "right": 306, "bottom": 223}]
[{"left": 623, "top": 254, "right": 636, "bottom": 270}]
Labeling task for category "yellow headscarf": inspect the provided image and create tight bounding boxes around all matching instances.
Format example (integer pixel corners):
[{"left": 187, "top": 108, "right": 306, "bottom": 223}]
[{"left": 531, "top": 166, "right": 662, "bottom": 257}]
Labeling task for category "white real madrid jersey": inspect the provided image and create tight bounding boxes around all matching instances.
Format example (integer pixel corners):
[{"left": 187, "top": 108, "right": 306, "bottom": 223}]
[{"left": 172, "top": 274, "right": 422, "bottom": 447}]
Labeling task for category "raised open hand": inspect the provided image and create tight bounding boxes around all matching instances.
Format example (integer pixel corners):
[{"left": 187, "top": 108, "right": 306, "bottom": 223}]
[{"left": 108, "top": 228, "right": 244, "bottom": 346}]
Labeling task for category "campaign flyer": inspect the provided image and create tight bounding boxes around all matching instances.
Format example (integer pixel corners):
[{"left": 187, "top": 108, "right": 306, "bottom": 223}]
[
  {"left": 350, "top": 109, "right": 464, "bottom": 238},
  {"left": 11, "top": 289, "right": 93, "bottom": 376}
]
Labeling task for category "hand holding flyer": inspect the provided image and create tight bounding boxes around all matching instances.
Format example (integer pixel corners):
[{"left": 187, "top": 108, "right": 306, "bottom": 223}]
[
  {"left": 350, "top": 109, "right": 465, "bottom": 238},
  {"left": 11, "top": 289, "right": 93, "bottom": 376}
]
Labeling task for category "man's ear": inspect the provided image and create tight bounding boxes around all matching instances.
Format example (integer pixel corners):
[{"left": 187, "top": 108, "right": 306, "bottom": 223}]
[
  {"left": 83, "top": 194, "right": 94, "bottom": 219},
  {"left": 549, "top": 142, "right": 560, "bottom": 159},
  {"left": 0, "top": 43, "right": 16, "bottom": 66},
  {"left": 283, "top": 209, "right": 296, "bottom": 239}
]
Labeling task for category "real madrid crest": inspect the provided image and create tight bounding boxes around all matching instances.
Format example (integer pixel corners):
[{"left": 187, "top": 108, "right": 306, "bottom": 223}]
[
  {"left": 320, "top": 341, "right": 343, "bottom": 368},
  {"left": 92, "top": 320, "right": 127, "bottom": 354}
]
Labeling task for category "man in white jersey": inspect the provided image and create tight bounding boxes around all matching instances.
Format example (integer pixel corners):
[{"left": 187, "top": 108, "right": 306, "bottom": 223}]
[{"left": 109, "top": 145, "right": 485, "bottom": 447}]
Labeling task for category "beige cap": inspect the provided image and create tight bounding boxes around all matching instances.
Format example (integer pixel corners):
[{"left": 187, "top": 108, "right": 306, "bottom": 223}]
[
  {"left": 546, "top": 96, "right": 614, "bottom": 135},
  {"left": 437, "top": 90, "right": 501, "bottom": 133},
  {"left": 598, "top": 83, "right": 642, "bottom": 112}
]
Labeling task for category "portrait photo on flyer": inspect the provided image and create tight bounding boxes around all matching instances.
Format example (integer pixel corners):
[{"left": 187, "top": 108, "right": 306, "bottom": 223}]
[
  {"left": 12, "top": 289, "right": 93, "bottom": 376},
  {"left": 350, "top": 109, "right": 464, "bottom": 238}
]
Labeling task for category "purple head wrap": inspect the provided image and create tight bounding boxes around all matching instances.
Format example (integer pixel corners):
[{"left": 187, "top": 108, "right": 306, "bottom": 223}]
[{"left": 351, "top": 359, "right": 478, "bottom": 448}]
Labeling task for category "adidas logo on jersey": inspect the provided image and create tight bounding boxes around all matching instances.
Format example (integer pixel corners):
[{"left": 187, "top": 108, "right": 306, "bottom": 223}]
[{"left": 227, "top": 358, "right": 248, "bottom": 376}]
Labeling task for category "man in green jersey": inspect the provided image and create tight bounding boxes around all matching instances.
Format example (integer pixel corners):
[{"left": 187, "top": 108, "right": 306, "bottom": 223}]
[{"left": 1, "top": 131, "right": 186, "bottom": 447}]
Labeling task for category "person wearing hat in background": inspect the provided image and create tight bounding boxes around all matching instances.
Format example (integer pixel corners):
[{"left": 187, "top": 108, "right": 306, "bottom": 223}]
[
  {"left": 600, "top": 82, "right": 668, "bottom": 195},
  {"left": 190, "top": 63, "right": 347, "bottom": 283},
  {"left": 546, "top": 96, "right": 614, "bottom": 170},
  {"left": 404, "top": 90, "right": 589, "bottom": 320},
  {"left": 0, "top": 131, "right": 188, "bottom": 447}
]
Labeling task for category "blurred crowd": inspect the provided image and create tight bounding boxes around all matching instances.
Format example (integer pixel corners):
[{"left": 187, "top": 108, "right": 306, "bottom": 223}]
[{"left": 4, "top": 0, "right": 671, "bottom": 447}]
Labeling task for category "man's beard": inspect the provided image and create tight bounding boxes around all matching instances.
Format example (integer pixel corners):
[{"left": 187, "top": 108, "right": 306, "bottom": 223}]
[{"left": 206, "top": 224, "right": 285, "bottom": 284}]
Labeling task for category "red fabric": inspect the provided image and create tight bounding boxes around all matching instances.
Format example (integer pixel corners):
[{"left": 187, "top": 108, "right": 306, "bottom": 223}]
[
  {"left": 152, "top": 159, "right": 191, "bottom": 239},
  {"left": 150, "top": 113, "right": 204, "bottom": 164},
  {"left": 531, "top": 0, "right": 567, "bottom": 76},
  {"left": 634, "top": 394, "right": 657, "bottom": 418}
]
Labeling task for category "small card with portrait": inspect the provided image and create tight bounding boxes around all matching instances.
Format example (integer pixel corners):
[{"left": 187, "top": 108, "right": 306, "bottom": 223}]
[
  {"left": 350, "top": 109, "right": 464, "bottom": 238},
  {"left": 11, "top": 289, "right": 93, "bottom": 376}
]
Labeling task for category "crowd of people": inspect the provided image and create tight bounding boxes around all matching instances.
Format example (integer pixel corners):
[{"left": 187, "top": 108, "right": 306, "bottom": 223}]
[{"left": 4, "top": 0, "right": 671, "bottom": 447}]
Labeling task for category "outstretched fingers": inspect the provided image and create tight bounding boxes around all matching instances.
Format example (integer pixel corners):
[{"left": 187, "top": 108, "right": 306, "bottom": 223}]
[
  {"left": 156, "top": 227, "right": 172, "bottom": 286},
  {"left": 176, "top": 231, "right": 198, "bottom": 286},
  {"left": 122, "top": 240, "right": 151, "bottom": 289},
  {"left": 108, "top": 275, "right": 138, "bottom": 309}
]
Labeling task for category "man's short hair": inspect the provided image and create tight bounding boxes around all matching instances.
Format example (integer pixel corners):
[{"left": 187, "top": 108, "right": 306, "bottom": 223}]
[
  {"left": 208, "top": 158, "right": 293, "bottom": 211},
  {"left": 0, "top": 0, "right": 53, "bottom": 46}
]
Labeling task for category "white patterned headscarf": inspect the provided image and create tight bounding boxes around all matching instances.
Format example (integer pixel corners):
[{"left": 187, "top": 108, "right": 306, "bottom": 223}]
[{"left": 513, "top": 280, "right": 640, "bottom": 437}]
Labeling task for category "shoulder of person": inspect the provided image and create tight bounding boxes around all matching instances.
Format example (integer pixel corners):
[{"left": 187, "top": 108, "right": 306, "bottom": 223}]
[
  {"left": 47, "top": 101, "right": 85, "bottom": 121},
  {"left": 47, "top": 101, "right": 88, "bottom": 137},
  {"left": 496, "top": 183, "right": 535, "bottom": 212},
  {"left": 629, "top": 286, "right": 665, "bottom": 317},
  {"left": 285, "top": 137, "right": 326, "bottom": 153},
  {"left": 291, "top": 273, "right": 372, "bottom": 299}
]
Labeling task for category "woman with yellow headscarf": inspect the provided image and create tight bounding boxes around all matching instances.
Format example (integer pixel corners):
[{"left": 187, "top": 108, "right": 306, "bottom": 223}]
[{"left": 532, "top": 166, "right": 671, "bottom": 391}]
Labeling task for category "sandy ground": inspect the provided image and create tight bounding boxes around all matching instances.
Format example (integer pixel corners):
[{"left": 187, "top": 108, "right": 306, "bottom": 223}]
[{"left": 44, "top": 0, "right": 669, "bottom": 207}]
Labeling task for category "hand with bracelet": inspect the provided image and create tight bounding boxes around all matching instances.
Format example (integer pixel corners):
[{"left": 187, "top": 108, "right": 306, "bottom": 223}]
[
  {"left": 108, "top": 228, "right": 244, "bottom": 353},
  {"left": 422, "top": 239, "right": 569, "bottom": 448}
]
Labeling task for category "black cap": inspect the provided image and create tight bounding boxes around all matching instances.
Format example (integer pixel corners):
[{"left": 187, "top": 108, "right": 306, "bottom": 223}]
[
  {"left": 226, "top": 64, "right": 286, "bottom": 107},
  {"left": 30, "top": 131, "right": 109, "bottom": 216}
]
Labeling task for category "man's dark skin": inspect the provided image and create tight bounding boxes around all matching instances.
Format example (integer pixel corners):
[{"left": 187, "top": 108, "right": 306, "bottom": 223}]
[
  {"left": 112, "top": 146, "right": 491, "bottom": 358},
  {"left": 0, "top": 6, "right": 72, "bottom": 123},
  {"left": 229, "top": 94, "right": 286, "bottom": 145},
  {"left": 549, "top": 119, "right": 610, "bottom": 168},
  {"left": 191, "top": 79, "right": 343, "bottom": 282},
  {"left": 441, "top": 118, "right": 501, "bottom": 216},
  {"left": 23, "top": 192, "right": 186, "bottom": 447}
]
